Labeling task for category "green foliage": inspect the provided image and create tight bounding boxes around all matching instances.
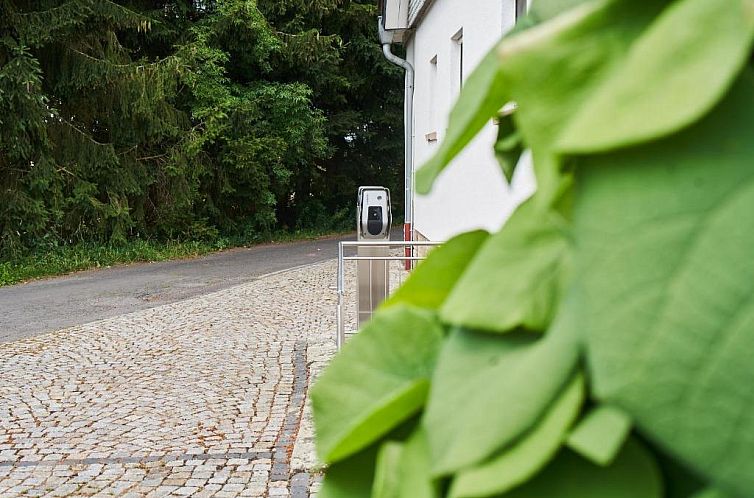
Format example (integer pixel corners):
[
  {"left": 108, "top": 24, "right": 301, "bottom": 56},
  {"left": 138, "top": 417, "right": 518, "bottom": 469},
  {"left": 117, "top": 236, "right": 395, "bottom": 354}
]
[
  {"left": 313, "top": 0, "right": 754, "bottom": 496},
  {"left": 572, "top": 73, "right": 754, "bottom": 494},
  {"left": 0, "top": 238, "right": 228, "bottom": 287},
  {"left": 566, "top": 405, "right": 632, "bottom": 466},
  {"left": 317, "top": 444, "right": 380, "bottom": 498},
  {"left": 258, "top": 0, "right": 405, "bottom": 227},
  {"left": 693, "top": 490, "right": 731, "bottom": 498},
  {"left": 493, "top": 113, "right": 523, "bottom": 183},
  {"left": 501, "top": 439, "right": 663, "bottom": 498},
  {"left": 425, "top": 327, "right": 580, "bottom": 475},
  {"left": 312, "top": 305, "right": 444, "bottom": 463},
  {"left": 0, "top": 0, "right": 402, "bottom": 257},
  {"left": 372, "top": 432, "right": 437, "bottom": 498},
  {"left": 381, "top": 231, "right": 489, "bottom": 312},
  {"left": 558, "top": 0, "right": 754, "bottom": 152},
  {"left": 448, "top": 374, "right": 584, "bottom": 498},
  {"left": 440, "top": 199, "right": 569, "bottom": 333}
]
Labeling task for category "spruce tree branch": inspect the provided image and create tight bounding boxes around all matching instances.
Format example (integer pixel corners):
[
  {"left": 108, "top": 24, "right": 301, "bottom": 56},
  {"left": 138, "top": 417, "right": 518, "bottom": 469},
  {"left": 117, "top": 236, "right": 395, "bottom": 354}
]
[
  {"left": 13, "top": 0, "right": 157, "bottom": 27},
  {"left": 1, "top": 168, "right": 30, "bottom": 174},
  {"left": 274, "top": 29, "right": 339, "bottom": 41},
  {"left": 96, "top": 0, "right": 159, "bottom": 24},
  {"left": 68, "top": 48, "right": 176, "bottom": 70},
  {"left": 118, "top": 145, "right": 138, "bottom": 156},
  {"left": 56, "top": 166, "right": 78, "bottom": 178},
  {"left": 136, "top": 153, "right": 167, "bottom": 162},
  {"left": 60, "top": 119, "right": 111, "bottom": 147},
  {"left": 12, "top": 0, "right": 91, "bottom": 20}
]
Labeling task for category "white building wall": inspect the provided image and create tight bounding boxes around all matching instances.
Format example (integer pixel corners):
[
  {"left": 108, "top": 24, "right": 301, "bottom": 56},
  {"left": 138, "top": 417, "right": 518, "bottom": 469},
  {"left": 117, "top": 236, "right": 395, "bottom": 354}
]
[{"left": 407, "top": 0, "right": 536, "bottom": 241}]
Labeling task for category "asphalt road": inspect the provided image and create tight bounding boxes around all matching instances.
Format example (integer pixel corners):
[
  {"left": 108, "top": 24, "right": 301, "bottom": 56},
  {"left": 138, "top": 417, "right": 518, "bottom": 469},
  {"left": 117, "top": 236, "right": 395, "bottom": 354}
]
[{"left": 0, "top": 233, "right": 362, "bottom": 343}]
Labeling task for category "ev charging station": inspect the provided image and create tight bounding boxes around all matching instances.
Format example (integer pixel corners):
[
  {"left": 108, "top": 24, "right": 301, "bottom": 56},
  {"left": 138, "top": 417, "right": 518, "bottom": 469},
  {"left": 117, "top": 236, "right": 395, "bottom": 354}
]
[{"left": 357, "top": 186, "right": 392, "bottom": 326}]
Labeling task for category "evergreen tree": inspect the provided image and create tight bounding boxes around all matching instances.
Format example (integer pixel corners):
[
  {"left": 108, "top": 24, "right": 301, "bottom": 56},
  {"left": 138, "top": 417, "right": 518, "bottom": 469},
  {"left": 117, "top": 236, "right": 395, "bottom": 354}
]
[
  {"left": 0, "top": 0, "right": 402, "bottom": 256},
  {"left": 259, "top": 0, "right": 404, "bottom": 228},
  {"left": 1, "top": 0, "right": 192, "bottom": 253}
]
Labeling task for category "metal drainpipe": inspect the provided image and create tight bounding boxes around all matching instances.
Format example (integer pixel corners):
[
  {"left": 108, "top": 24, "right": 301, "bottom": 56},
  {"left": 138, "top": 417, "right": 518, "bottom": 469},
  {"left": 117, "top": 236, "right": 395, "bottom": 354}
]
[{"left": 381, "top": 37, "right": 415, "bottom": 270}]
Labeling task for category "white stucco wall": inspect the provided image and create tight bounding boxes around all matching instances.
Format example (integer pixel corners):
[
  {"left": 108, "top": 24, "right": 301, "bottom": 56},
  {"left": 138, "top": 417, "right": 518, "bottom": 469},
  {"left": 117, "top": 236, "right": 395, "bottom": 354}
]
[{"left": 407, "top": 0, "right": 536, "bottom": 241}]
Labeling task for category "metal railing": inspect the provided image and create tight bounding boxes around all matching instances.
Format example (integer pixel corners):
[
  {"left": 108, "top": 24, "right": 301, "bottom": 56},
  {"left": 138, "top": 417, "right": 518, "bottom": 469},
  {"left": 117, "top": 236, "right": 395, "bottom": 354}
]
[{"left": 336, "top": 240, "right": 443, "bottom": 349}]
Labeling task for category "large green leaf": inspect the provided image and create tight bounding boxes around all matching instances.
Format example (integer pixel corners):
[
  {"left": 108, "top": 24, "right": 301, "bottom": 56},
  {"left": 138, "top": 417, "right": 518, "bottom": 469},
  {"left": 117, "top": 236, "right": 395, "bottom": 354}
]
[
  {"left": 499, "top": 0, "right": 679, "bottom": 207},
  {"left": 558, "top": 0, "right": 754, "bottom": 153},
  {"left": 691, "top": 489, "right": 731, "bottom": 498},
  {"left": 500, "top": 439, "right": 662, "bottom": 498},
  {"left": 320, "top": 420, "right": 421, "bottom": 498},
  {"left": 566, "top": 405, "right": 632, "bottom": 466},
  {"left": 318, "top": 445, "right": 378, "bottom": 498},
  {"left": 374, "top": 427, "right": 440, "bottom": 498},
  {"left": 528, "top": 0, "right": 596, "bottom": 21},
  {"left": 500, "top": 0, "right": 668, "bottom": 152},
  {"left": 424, "top": 325, "right": 580, "bottom": 475},
  {"left": 449, "top": 374, "right": 584, "bottom": 498},
  {"left": 312, "top": 305, "right": 444, "bottom": 463},
  {"left": 382, "top": 231, "right": 489, "bottom": 311},
  {"left": 441, "top": 199, "right": 569, "bottom": 333},
  {"left": 373, "top": 442, "right": 403, "bottom": 498},
  {"left": 571, "top": 72, "right": 754, "bottom": 495},
  {"left": 493, "top": 112, "right": 523, "bottom": 184},
  {"left": 658, "top": 455, "right": 706, "bottom": 498},
  {"left": 396, "top": 427, "right": 440, "bottom": 498}
]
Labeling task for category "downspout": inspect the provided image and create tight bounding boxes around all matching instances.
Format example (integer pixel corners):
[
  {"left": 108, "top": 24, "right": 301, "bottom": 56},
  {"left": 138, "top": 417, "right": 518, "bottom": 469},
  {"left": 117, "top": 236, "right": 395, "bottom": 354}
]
[{"left": 379, "top": 18, "right": 415, "bottom": 268}]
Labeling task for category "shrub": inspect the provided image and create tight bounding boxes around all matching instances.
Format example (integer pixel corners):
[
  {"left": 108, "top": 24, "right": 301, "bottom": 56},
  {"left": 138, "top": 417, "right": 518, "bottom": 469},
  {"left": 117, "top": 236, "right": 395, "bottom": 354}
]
[{"left": 311, "top": 0, "right": 754, "bottom": 497}]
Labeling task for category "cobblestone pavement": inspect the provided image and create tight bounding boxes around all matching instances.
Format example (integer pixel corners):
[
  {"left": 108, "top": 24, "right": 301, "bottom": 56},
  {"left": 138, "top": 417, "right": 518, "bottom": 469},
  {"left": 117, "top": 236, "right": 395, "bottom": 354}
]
[{"left": 0, "top": 260, "right": 358, "bottom": 497}]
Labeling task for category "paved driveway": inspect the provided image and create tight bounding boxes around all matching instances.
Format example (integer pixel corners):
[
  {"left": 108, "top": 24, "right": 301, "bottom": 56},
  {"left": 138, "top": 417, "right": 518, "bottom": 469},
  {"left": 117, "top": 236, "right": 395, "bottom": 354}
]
[
  {"left": 0, "top": 231, "right": 411, "bottom": 496},
  {"left": 0, "top": 260, "right": 340, "bottom": 497},
  {"left": 0, "top": 235, "right": 355, "bottom": 343}
]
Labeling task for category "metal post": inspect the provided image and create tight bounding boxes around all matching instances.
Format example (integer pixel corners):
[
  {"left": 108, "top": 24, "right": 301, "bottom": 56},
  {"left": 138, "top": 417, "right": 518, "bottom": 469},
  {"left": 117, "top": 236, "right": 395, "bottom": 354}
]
[
  {"left": 335, "top": 240, "right": 443, "bottom": 349},
  {"left": 337, "top": 241, "right": 345, "bottom": 350},
  {"left": 357, "top": 244, "right": 389, "bottom": 327}
]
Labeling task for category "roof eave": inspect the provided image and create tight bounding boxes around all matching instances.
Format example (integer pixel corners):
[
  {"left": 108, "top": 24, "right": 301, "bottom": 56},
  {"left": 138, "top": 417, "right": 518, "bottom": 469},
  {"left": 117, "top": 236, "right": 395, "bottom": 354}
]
[{"left": 409, "top": 0, "right": 435, "bottom": 29}]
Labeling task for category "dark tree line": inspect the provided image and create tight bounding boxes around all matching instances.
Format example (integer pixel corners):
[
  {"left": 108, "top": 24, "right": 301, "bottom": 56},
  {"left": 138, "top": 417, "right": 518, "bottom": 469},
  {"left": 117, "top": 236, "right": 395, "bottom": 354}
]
[{"left": 0, "top": 0, "right": 403, "bottom": 256}]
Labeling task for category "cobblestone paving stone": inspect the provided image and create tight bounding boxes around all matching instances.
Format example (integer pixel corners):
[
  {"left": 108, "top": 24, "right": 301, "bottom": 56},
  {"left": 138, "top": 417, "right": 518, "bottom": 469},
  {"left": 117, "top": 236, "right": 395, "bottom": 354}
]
[{"left": 0, "top": 259, "right": 382, "bottom": 498}]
